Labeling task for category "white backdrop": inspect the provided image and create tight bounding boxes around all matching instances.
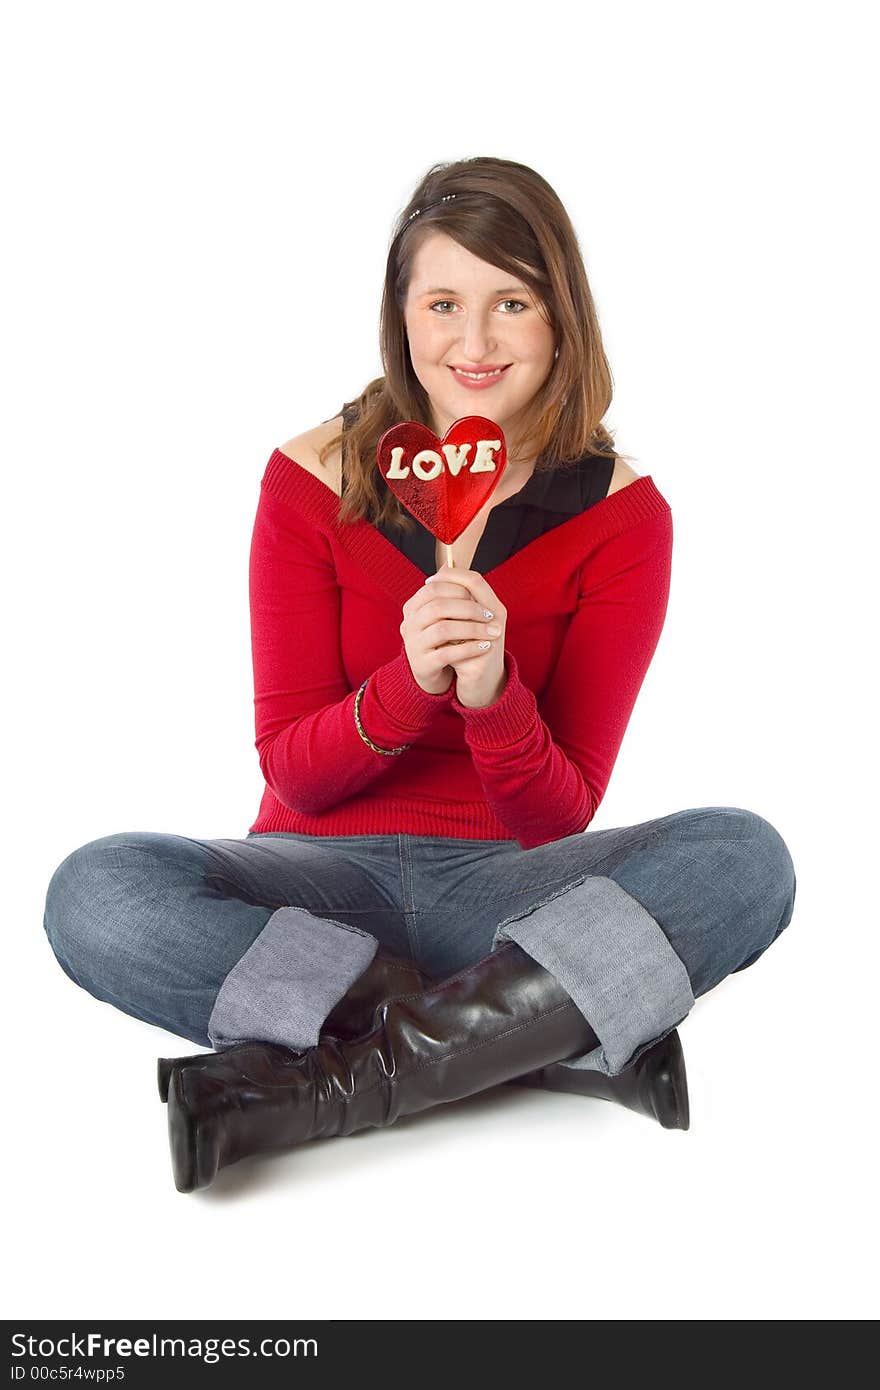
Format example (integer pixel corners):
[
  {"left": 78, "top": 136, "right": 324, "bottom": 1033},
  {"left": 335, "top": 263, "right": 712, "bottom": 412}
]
[{"left": 3, "top": 0, "right": 876, "bottom": 1321}]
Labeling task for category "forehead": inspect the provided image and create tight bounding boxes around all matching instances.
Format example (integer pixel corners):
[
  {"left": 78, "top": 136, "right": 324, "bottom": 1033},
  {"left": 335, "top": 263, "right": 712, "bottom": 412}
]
[{"left": 408, "top": 231, "right": 523, "bottom": 294}]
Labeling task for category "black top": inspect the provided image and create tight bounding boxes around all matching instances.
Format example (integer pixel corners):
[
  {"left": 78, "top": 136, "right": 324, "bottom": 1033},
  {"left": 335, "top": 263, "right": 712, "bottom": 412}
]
[{"left": 339, "top": 402, "right": 615, "bottom": 576}]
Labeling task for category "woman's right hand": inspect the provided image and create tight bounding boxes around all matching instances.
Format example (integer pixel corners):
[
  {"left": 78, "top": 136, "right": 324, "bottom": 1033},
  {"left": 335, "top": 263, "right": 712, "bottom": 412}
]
[{"left": 400, "top": 576, "right": 503, "bottom": 695}]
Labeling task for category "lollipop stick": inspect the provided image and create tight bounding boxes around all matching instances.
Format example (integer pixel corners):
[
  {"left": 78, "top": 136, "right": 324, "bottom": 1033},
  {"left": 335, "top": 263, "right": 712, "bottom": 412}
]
[{"left": 443, "top": 542, "right": 466, "bottom": 644}]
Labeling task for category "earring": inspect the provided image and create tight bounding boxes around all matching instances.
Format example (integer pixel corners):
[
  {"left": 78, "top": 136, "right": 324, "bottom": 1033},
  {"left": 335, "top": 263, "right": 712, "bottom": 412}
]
[{"left": 554, "top": 347, "right": 559, "bottom": 360}]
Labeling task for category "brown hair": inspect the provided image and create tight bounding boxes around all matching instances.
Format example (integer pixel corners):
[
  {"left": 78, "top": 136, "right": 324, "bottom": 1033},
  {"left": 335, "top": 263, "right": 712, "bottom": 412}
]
[{"left": 318, "top": 155, "right": 632, "bottom": 534}]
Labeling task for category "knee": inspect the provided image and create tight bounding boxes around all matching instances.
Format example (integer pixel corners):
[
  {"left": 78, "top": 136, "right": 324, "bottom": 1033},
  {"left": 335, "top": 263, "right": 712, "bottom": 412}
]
[
  {"left": 670, "top": 806, "right": 797, "bottom": 978},
  {"left": 730, "top": 807, "right": 796, "bottom": 923},
  {"left": 43, "top": 831, "right": 178, "bottom": 987},
  {"left": 44, "top": 834, "right": 122, "bottom": 984},
  {"left": 722, "top": 808, "right": 797, "bottom": 968}
]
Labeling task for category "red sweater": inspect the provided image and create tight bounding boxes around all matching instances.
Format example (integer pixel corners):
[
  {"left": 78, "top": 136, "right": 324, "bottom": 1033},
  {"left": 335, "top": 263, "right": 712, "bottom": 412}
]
[{"left": 248, "top": 447, "right": 673, "bottom": 850}]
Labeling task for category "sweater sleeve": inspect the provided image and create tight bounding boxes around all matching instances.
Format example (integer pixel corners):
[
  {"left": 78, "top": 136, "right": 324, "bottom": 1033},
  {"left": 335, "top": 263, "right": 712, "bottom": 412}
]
[
  {"left": 250, "top": 485, "right": 455, "bottom": 816},
  {"left": 449, "top": 510, "right": 673, "bottom": 849}
]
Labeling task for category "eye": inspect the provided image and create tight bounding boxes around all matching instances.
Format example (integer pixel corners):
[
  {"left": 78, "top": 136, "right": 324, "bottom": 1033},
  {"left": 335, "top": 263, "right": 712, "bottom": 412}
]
[{"left": 427, "top": 298, "right": 529, "bottom": 314}]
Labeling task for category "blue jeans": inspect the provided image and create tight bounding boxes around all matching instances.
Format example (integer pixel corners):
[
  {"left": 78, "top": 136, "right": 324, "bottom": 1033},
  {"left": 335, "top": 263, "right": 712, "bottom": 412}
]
[{"left": 42, "top": 806, "right": 796, "bottom": 1077}]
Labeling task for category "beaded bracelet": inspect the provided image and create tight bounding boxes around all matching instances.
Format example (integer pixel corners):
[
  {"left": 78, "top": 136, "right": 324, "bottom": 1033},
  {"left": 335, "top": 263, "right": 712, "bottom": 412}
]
[{"left": 354, "top": 677, "right": 413, "bottom": 756}]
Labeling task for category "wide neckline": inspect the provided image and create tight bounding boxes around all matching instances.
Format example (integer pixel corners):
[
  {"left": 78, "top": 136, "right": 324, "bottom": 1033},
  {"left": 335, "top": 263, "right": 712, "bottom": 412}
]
[{"left": 265, "top": 446, "right": 669, "bottom": 611}]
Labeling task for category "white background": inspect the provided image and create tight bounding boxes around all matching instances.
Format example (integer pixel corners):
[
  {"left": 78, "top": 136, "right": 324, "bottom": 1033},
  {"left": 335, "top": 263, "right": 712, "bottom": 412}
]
[{"left": 3, "top": 0, "right": 877, "bottom": 1321}]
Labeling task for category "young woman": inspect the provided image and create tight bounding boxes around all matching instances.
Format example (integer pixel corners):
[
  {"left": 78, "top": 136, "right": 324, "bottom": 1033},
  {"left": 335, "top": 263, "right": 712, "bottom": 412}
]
[{"left": 43, "top": 156, "right": 797, "bottom": 1193}]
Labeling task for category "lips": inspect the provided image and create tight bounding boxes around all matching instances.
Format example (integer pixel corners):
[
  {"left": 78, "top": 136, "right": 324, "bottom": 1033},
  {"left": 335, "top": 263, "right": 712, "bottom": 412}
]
[{"left": 448, "top": 364, "right": 511, "bottom": 385}]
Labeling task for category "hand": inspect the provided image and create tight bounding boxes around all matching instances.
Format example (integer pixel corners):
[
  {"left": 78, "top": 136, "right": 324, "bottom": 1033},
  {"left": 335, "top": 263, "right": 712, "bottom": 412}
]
[{"left": 400, "top": 564, "right": 508, "bottom": 708}]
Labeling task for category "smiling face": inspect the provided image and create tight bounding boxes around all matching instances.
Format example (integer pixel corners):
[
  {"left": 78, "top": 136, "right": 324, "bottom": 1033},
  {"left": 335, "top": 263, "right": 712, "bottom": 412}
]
[{"left": 403, "top": 231, "right": 556, "bottom": 461}]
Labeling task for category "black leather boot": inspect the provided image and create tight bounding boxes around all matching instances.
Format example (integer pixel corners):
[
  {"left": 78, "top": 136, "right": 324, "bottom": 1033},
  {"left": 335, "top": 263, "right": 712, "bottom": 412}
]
[
  {"left": 165, "top": 941, "right": 600, "bottom": 1192},
  {"left": 157, "top": 949, "right": 428, "bottom": 1101},
  {"left": 507, "top": 1028, "right": 690, "bottom": 1130}
]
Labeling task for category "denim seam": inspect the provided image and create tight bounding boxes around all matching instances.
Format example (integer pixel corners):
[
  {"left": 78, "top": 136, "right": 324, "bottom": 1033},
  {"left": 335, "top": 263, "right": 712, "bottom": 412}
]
[{"left": 397, "top": 834, "right": 421, "bottom": 960}]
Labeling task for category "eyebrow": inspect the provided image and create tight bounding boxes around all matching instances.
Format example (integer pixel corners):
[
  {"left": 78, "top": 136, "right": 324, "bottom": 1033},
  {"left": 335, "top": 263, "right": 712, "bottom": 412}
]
[{"left": 419, "top": 285, "right": 530, "bottom": 297}]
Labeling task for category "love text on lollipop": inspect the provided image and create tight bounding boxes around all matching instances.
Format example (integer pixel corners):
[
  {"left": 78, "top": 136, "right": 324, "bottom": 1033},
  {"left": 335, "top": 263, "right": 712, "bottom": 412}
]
[
  {"left": 376, "top": 415, "right": 509, "bottom": 564},
  {"left": 384, "top": 435, "right": 502, "bottom": 481}
]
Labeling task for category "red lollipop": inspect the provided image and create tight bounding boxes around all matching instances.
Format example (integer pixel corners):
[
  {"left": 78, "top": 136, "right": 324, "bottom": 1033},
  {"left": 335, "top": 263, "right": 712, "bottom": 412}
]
[{"left": 376, "top": 415, "right": 508, "bottom": 567}]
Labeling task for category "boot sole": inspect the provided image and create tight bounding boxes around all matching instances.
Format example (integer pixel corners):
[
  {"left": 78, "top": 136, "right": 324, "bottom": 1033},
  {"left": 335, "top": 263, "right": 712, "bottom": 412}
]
[
  {"left": 166, "top": 1067, "right": 221, "bottom": 1193},
  {"left": 508, "top": 1029, "right": 690, "bottom": 1131}
]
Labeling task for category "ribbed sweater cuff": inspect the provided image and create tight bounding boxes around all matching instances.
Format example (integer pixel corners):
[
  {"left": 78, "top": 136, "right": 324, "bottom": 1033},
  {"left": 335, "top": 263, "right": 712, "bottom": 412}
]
[
  {"left": 367, "top": 647, "right": 456, "bottom": 738},
  {"left": 450, "top": 650, "right": 537, "bottom": 746}
]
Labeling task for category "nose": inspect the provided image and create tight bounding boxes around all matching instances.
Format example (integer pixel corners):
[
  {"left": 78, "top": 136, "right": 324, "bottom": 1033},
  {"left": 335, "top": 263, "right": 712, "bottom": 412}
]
[{"left": 460, "top": 311, "right": 496, "bottom": 364}]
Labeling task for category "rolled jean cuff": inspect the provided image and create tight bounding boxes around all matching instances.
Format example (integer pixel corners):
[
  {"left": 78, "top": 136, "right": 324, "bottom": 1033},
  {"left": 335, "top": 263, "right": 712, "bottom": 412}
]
[
  {"left": 491, "top": 874, "right": 694, "bottom": 1077},
  {"left": 207, "top": 906, "right": 379, "bottom": 1051}
]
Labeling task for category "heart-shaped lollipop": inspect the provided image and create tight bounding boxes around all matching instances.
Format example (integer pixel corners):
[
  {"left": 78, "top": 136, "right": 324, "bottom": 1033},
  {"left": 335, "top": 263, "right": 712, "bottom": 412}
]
[{"left": 376, "top": 415, "right": 508, "bottom": 565}]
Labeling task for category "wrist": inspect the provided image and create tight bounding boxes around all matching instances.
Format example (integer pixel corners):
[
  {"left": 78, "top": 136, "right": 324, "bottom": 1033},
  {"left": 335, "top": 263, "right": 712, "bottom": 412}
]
[
  {"left": 454, "top": 672, "right": 508, "bottom": 709},
  {"left": 371, "top": 648, "right": 456, "bottom": 732},
  {"left": 415, "top": 673, "right": 455, "bottom": 697},
  {"left": 450, "top": 651, "right": 536, "bottom": 745}
]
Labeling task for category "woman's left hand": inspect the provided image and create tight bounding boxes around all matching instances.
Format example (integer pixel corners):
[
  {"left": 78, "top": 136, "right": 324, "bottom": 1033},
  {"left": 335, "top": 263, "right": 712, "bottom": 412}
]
[{"left": 423, "top": 564, "right": 508, "bottom": 709}]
